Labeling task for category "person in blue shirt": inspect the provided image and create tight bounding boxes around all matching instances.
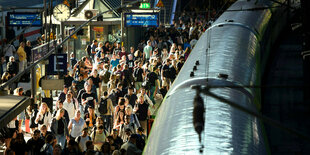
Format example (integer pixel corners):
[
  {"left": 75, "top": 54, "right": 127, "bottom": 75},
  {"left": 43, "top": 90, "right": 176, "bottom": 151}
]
[
  {"left": 110, "top": 53, "right": 120, "bottom": 70},
  {"left": 183, "top": 38, "right": 191, "bottom": 50}
]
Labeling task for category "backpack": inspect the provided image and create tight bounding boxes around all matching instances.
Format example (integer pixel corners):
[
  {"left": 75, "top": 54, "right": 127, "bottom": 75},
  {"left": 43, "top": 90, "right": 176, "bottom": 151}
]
[
  {"left": 142, "top": 80, "right": 151, "bottom": 90},
  {"left": 98, "top": 98, "right": 108, "bottom": 114},
  {"left": 72, "top": 99, "right": 77, "bottom": 110},
  {"left": 162, "top": 65, "right": 170, "bottom": 78},
  {"left": 133, "top": 68, "right": 138, "bottom": 81},
  {"left": 136, "top": 134, "right": 146, "bottom": 150},
  {"left": 92, "top": 127, "right": 108, "bottom": 141},
  {"left": 37, "top": 113, "right": 46, "bottom": 125},
  {"left": 77, "top": 135, "right": 91, "bottom": 143},
  {"left": 30, "top": 109, "right": 38, "bottom": 128},
  {"left": 40, "top": 143, "right": 51, "bottom": 154},
  {"left": 169, "top": 66, "right": 176, "bottom": 79},
  {"left": 86, "top": 44, "right": 91, "bottom": 57},
  {"left": 102, "top": 70, "right": 111, "bottom": 83},
  {"left": 108, "top": 90, "right": 117, "bottom": 106}
]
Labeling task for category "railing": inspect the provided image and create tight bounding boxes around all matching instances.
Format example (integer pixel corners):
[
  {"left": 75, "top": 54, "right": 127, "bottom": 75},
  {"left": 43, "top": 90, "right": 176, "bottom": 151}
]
[{"left": 0, "top": 0, "right": 141, "bottom": 91}]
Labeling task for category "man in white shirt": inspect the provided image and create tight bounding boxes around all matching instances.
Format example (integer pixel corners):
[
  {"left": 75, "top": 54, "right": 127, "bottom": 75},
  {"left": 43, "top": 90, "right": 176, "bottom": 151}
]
[
  {"left": 143, "top": 40, "right": 152, "bottom": 62},
  {"left": 4, "top": 41, "right": 16, "bottom": 63},
  {"left": 63, "top": 93, "right": 76, "bottom": 120},
  {"left": 136, "top": 87, "right": 153, "bottom": 107},
  {"left": 75, "top": 127, "right": 91, "bottom": 152}
]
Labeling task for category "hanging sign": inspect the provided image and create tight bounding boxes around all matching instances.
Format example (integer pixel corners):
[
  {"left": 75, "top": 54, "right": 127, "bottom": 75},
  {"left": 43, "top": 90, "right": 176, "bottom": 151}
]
[{"left": 156, "top": 0, "right": 164, "bottom": 8}]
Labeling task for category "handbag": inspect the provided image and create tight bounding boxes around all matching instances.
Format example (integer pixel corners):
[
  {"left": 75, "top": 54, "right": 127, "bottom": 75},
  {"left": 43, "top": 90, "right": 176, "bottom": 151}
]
[{"left": 38, "top": 113, "right": 45, "bottom": 125}]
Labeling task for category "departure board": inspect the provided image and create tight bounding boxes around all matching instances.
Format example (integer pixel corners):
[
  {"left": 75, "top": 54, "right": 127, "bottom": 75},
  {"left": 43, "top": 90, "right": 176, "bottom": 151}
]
[
  {"left": 125, "top": 13, "right": 159, "bottom": 27},
  {"left": 8, "top": 12, "right": 42, "bottom": 26}
]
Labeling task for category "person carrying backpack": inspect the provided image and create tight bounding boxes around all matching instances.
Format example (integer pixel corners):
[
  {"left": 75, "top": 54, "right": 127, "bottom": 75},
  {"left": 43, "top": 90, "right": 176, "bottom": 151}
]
[
  {"left": 119, "top": 115, "right": 137, "bottom": 142},
  {"left": 29, "top": 103, "right": 39, "bottom": 132},
  {"left": 99, "top": 91, "right": 114, "bottom": 133},
  {"left": 90, "top": 125, "right": 108, "bottom": 151},
  {"left": 40, "top": 134, "right": 55, "bottom": 155},
  {"left": 99, "top": 64, "right": 111, "bottom": 92},
  {"left": 51, "top": 109, "right": 69, "bottom": 149},
  {"left": 75, "top": 127, "right": 92, "bottom": 152},
  {"left": 85, "top": 43, "right": 92, "bottom": 59}
]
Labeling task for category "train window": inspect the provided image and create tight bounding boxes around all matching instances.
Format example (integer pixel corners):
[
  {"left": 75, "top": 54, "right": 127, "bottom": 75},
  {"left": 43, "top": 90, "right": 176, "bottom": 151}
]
[
  {"left": 218, "top": 73, "right": 228, "bottom": 79},
  {"left": 225, "top": 19, "right": 234, "bottom": 22}
]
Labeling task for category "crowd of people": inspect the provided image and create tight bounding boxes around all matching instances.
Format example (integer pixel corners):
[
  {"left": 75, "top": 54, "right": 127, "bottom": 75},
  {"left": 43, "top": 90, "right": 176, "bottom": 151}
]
[{"left": 0, "top": 9, "right": 212, "bottom": 155}]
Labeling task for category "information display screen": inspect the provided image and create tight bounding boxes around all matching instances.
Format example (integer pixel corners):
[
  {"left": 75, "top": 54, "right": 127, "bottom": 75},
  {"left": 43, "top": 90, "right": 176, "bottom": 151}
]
[
  {"left": 125, "top": 13, "right": 159, "bottom": 27},
  {"left": 8, "top": 12, "right": 42, "bottom": 26}
]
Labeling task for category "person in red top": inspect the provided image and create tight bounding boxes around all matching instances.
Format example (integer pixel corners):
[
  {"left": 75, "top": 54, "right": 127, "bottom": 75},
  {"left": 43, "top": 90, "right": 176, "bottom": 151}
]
[{"left": 119, "top": 46, "right": 127, "bottom": 60}]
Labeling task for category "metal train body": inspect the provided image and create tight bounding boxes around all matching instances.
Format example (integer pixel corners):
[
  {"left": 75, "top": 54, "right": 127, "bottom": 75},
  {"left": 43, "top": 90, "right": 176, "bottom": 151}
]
[{"left": 144, "top": 0, "right": 288, "bottom": 154}]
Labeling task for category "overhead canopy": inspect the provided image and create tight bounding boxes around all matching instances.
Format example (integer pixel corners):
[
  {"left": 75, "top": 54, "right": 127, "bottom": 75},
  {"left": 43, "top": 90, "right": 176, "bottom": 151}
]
[
  {"left": 0, "top": 0, "right": 43, "bottom": 8},
  {"left": 0, "top": 0, "right": 62, "bottom": 10},
  {"left": 72, "top": 0, "right": 121, "bottom": 18},
  {"left": 0, "top": 95, "right": 30, "bottom": 129},
  {"left": 96, "top": 0, "right": 121, "bottom": 17}
]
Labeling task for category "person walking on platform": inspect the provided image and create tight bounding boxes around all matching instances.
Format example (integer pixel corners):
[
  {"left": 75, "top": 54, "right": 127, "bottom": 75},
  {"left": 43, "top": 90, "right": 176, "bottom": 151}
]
[
  {"left": 68, "top": 110, "right": 86, "bottom": 140},
  {"left": 51, "top": 109, "right": 69, "bottom": 149},
  {"left": 16, "top": 42, "right": 27, "bottom": 72},
  {"left": 133, "top": 95, "right": 150, "bottom": 136},
  {"left": 143, "top": 40, "right": 152, "bottom": 63},
  {"left": 133, "top": 62, "right": 144, "bottom": 92},
  {"left": 35, "top": 102, "right": 52, "bottom": 130},
  {"left": 120, "top": 134, "right": 142, "bottom": 155},
  {"left": 90, "top": 40, "right": 98, "bottom": 63},
  {"left": 98, "top": 91, "right": 114, "bottom": 133},
  {"left": 3, "top": 39, "right": 16, "bottom": 63},
  {"left": 25, "top": 40, "right": 32, "bottom": 64},
  {"left": 53, "top": 100, "right": 70, "bottom": 124},
  {"left": 26, "top": 129, "right": 45, "bottom": 154}
]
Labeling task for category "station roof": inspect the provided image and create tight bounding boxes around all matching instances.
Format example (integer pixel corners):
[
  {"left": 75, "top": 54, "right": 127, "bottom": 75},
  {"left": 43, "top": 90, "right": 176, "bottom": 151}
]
[
  {"left": 0, "top": 0, "right": 42, "bottom": 8},
  {"left": 0, "top": 95, "right": 30, "bottom": 129},
  {"left": 101, "top": 0, "right": 121, "bottom": 17},
  {"left": 72, "top": 0, "right": 121, "bottom": 18},
  {"left": 0, "top": 0, "right": 61, "bottom": 10}
]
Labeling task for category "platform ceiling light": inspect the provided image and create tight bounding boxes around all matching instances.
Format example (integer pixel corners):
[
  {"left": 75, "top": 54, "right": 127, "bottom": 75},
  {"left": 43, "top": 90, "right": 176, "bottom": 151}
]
[{"left": 131, "top": 9, "right": 160, "bottom": 13}]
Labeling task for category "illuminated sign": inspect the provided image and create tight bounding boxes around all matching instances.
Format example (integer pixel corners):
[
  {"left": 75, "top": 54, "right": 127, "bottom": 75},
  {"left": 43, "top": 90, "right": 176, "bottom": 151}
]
[
  {"left": 139, "top": 3, "right": 151, "bottom": 9},
  {"left": 125, "top": 13, "right": 159, "bottom": 27},
  {"left": 156, "top": 0, "right": 164, "bottom": 8},
  {"left": 46, "top": 54, "right": 67, "bottom": 75},
  {"left": 8, "top": 12, "right": 42, "bottom": 26}
]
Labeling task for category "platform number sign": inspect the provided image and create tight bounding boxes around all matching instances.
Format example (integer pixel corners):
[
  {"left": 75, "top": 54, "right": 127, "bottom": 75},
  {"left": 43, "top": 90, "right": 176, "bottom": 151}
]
[{"left": 46, "top": 54, "right": 67, "bottom": 75}]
